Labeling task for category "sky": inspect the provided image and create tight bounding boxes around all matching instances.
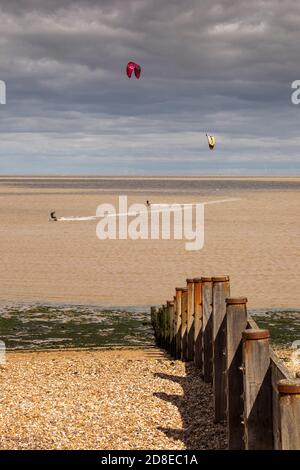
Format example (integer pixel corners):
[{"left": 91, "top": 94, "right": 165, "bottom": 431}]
[{"left": 0, "top": 0, "right": 300, "bottom": 175}]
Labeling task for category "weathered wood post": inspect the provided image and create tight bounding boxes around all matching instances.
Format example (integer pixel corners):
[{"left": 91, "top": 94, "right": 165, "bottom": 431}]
[
  {"left": 270, "top": 353, "right": 289, "bottom": 450},
  {"left": 212, "top": 275, "right": 230, "bottom": 423},
  {"left": 175, "top": 288, "right": 183, "bottom": 359},
  {"left": 161, "top": 305, "right": 167, "bottom": 348},
  {"left": 160, "top": 305, "right": 165, "bottom": 348},
  {"left": 277, "top": 379, "right": 300, "bottom": 450},
  {"left": 150, "top": 306, "right": 156, "bottom": 340},
  {"left": 165, "top": 301, "right": 170, "bottom": 351},
  {"left": 186, "top": 279, "right": 195, "bottom": 361},
  {"left": 154, "top": 307, "right": 159, "bottom": 344},
  {"left": 193, "top": 278, "right": 202, "bottom": 369},
  {"left": 202, "top": 277, "right": 213, "bottom": 383},
  {"left": 181, "top": 288, "right": 188, "bottom": 361},
  {"left": 171, "top": 295, "right": 177, "bottom": 357},
  {"left": 157, "top": 307, "right": 163, "bottom": 347},
  {"left": 226, "top": 297, "right": 248, "bottom": 450},
  {"left": 164, "top": 303, "right": 170, "bottom": 350},
  {"left": 167, "top": 301, "right": 175, "bottom": 354},
  {"left": 150, "top": 306, "right": 156, "bottom": 324},
  {"left": 242, "top": 329, "right": 273, "bottom": 450}
]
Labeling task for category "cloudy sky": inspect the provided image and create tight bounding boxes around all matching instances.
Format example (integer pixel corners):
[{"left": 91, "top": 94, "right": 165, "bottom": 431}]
[{"left": 0, "top": 0, "right": 299, "bottom": 175}]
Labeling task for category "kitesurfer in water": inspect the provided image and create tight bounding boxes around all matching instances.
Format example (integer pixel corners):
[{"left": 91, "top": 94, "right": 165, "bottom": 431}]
[{"left": 50, "top": 211, "right": 57, "bottom": 221}]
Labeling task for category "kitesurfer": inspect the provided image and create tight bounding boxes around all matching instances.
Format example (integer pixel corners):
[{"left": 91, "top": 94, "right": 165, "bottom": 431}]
[{"left": 50, "top": 211, "right": 57, "bottom": 221}]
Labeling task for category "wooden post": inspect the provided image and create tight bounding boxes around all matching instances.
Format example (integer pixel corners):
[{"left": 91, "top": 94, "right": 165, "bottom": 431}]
[
  {"left": 175, "top": 288, "right": 183, "bottom": 359},
  {"left": 181, "top": 288, "right": 188, "bottom": 361},
  {"left": 242, "top": 329, "right": 273, "bottom": 450},
  {"left": 278, "top": 379, "right": 300, "bottom": 450},
  {"left": 270, "top": 351, "right": 288, "bottom": 449},
  {"left": 151, "top": 306, "right": 158, "bottom": 343},
  {"left": 164, "top": 303, "right": 170, "bottom": 350},
  {"left": 150, "top": 306, "right": 156, "bottom": 324},
  {"left": 167, "top": 301, "right": 174, "bottom": 354},
  {"left": 171, "top": 295, "right": 177, "bottom": 357},
  {"left": 212, "top": 275, "right": 230, "bottom": 423},
  {"left": 226, "top": 297, "right": 248, "bottom": 450},
  {"left": 161, "top": 305, "right": 167, "bottom": 348},
  {"left": 201, "top": 277, "right": 213, "bottom": 383},
  {"left": 193, "top": 278, "right": 202, "bottom": 369},
  {"left": 157, "top": 307, "right": 163, "bottom": 347},
  {"left": 186, "top": 279, "right": 195, "bottom": 361},
  {"left": 150, "top": 306, "right": 156, "bottom": 338},
  {"left": 166, "top": 301, "right": 171, "bottom": 351}
]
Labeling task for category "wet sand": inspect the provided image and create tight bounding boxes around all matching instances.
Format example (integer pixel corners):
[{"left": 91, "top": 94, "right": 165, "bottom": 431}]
[{"left": 0, "top": 177, "right": 299, "bottom": 308}]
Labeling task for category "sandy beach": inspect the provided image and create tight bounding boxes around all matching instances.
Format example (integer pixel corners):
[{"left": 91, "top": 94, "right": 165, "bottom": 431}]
[
  {"left": 0, "top": 177, "right": 299, "bottom": 308},
  {"left": 0, "top": 349, "right": 226, "bottom": 450}
]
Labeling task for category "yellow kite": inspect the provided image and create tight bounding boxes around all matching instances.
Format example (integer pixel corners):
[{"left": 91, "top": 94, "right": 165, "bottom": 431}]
[{"left": 206, "top": 134, "right": 216, "bottom": 150}]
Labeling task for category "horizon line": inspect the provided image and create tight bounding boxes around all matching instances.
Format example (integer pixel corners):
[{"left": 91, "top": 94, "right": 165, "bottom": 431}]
[{"left": 0, "top": 174, "right": 300, "bottom": 179}]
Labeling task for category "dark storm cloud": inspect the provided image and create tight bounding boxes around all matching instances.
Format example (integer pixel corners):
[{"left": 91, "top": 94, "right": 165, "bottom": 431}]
[{"left": 0, "top": 0, "right": 299, "bottom": 174}]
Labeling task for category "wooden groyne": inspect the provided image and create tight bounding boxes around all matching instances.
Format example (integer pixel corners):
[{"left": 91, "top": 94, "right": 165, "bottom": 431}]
[{"left": 151, "top": 276, "right": 300, "bottom": 450}]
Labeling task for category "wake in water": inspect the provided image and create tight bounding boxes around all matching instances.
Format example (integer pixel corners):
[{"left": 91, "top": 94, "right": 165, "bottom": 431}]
[
  {"left": 59, "top": 215, "right": 99, "bottom": 221},
  {"left": 57, "top": 198, "right": 240, "bottom": 222}
]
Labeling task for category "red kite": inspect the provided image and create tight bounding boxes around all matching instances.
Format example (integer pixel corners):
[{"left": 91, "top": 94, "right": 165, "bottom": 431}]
[{"left": 126, "top": 61, "right": 141, "bottom": 79}]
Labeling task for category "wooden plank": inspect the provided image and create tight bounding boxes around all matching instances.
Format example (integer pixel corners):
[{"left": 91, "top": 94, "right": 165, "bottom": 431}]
[
  {"left": 226, "top": 298, "right": 248, "bottom": 450},
  {"left": 181, "top": 288, "right": 188, "bottom": 361},
  {"left": 212, "top": 276, "right": 230, "bottom": 423},
  {"left": 175, "top": 288, "right": 183, "bottom": 359},
  {"left": 242, "top": 329, "right": 273, "bottom": 450},
  {"left": 186, "top": 279, "right": 195, "bottom": 361},
  {"left": 278, "top": 380, "right": 300, "bottom": 450},
  {"left": 247, "top": 312, "right": 292, "bottom": 449},
  {"left": 270, "top": 352, "right": 292, "bottom": 449},
  {"left": 202, "top": 277, "right": 213, "bottom": 383},
  {"left": 193, "top": 278, "right": 202, "bottom": 368}
]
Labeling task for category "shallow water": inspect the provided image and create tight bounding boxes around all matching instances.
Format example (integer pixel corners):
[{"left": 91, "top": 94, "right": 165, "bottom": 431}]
[{"left": 1, "top": 177, "right": 300, "bottom": 196}]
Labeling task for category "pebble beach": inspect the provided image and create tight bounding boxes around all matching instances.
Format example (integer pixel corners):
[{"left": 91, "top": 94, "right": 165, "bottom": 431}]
[{"left": 0, "top": 349, "right": 226, "bottom": 450}]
